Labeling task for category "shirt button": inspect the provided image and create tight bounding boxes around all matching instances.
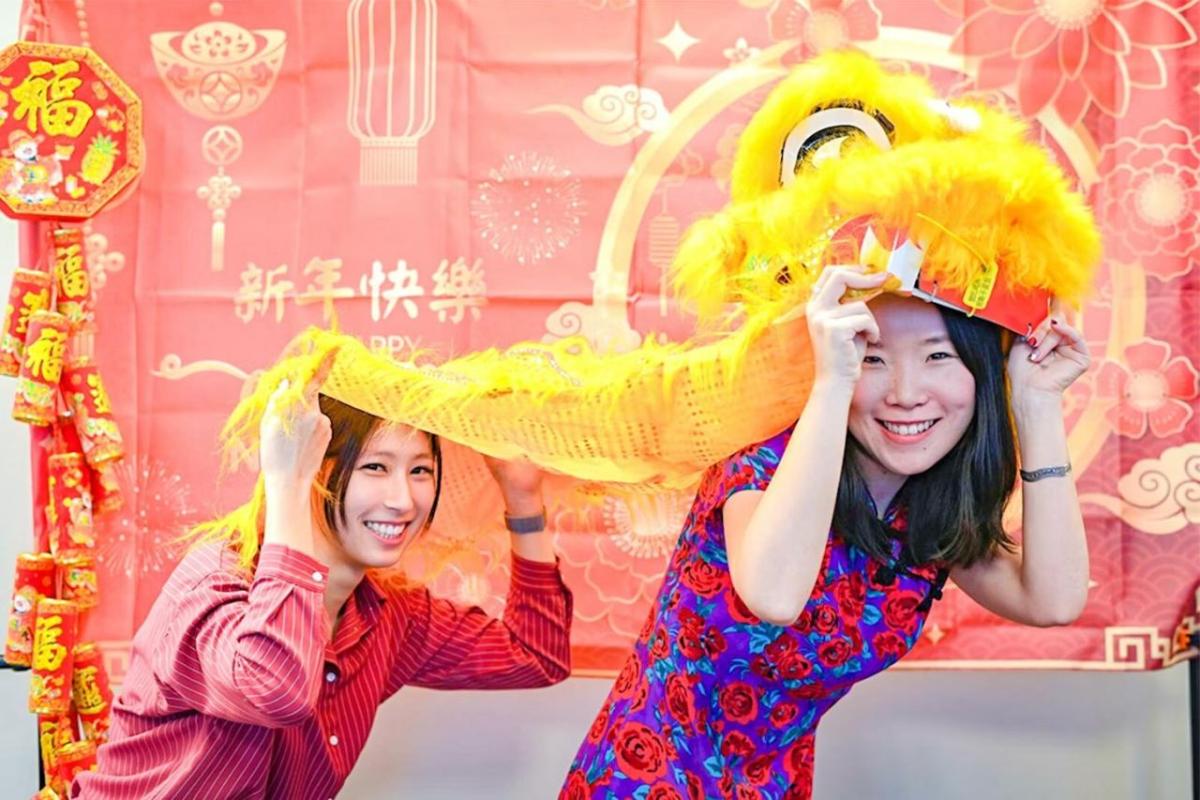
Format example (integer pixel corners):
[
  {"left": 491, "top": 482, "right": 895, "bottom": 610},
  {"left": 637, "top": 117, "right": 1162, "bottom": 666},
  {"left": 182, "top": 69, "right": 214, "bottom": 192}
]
[
  {"left": 329, "top": 734, "right": 339, "bottom": 746},
  {"left": 312, "top": 571, "right": 324, "bottom": 583},
  {"left": 325, "top": 671, "right": 337, "bottom": 683}
]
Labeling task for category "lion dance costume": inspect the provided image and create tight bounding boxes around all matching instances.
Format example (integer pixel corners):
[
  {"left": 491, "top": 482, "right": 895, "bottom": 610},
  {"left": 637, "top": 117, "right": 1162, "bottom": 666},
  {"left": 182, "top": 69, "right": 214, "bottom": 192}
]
[{"left": 197, "top": 52, "right": 1099, "bottom": 626}]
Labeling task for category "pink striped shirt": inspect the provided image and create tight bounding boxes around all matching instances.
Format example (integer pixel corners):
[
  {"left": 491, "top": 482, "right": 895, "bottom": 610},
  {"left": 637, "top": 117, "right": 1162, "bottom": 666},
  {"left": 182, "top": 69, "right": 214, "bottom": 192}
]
[{"left": 72, "top": 542, "right": 573, "bottom": 799}]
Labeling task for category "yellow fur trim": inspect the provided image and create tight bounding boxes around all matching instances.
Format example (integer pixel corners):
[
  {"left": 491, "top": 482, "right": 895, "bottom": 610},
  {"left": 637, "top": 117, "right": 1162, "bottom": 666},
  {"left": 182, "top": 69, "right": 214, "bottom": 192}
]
[
  {"left": 675, "top": 51, "right": 1100, "bottom": 327},
  {"left": 192, "top": 52, "right": 1100, "bottom": 568},
  {"left": 189, "top": 317, "right": 815, "bottom": 568}
]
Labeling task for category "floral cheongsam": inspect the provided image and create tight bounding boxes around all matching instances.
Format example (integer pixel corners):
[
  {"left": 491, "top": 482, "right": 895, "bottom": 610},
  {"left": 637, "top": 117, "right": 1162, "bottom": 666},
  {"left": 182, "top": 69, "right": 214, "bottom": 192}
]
[{"left": 562, "top": 425, "right": 948, "bottom": 800}]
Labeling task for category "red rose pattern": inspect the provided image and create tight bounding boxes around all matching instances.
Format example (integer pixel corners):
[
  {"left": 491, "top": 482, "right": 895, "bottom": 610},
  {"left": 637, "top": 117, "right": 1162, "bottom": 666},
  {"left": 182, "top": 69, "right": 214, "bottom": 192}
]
[
  {"left": 680, "top": 558, "right": 726, "bottom": 596},
  {"left": 614, "top": 721, "right": 670, "bottom": 783},
  {"left": 718, "top": 682, "right": 759, "bottom": 723},
  {"left": 883, "top": 591, "right": 923, "bottom": 634},
  {"left": 745, "top": 753, "right": 777, "bottom": 786},
  {"left": 872, "top": 630, "right": 909, "bottom": 661},
  {"left": 769, "top": 702, "right": 799, "bottom": 728},
  {"left": 648, "top": 783, "right": 685, "bottom": 800},
  {"left": 562, "top": 769, "right": 590, "bottom": 800},
  {"left": 736, "top": 785, "right": 764, "bottom": 800},
  {"left": 562, "top": 426, "right": 938, "bottom": 799},
  {"left": 720, "top": 730, "right": 756, "bottom": 760},
  {"left": 810, "top": 604, "right": 840, "bottom": 636},
  {"left": 817, "top": 636, "right": 854, "bottom": 667},
  {"left": 650, "top": 626, "right": 671, "bottom": 661},
  {"left": 586, "top": 702, "right": 610, "bottom": 744},
  {"left": 613, "top": 652, "right": 641, "bottom": 698},
  {"left": 832, "top": 572, "right": 866, "bottom": 621},
  {"left": 666, "top": 673, "right": 695, "bottom": 726}
]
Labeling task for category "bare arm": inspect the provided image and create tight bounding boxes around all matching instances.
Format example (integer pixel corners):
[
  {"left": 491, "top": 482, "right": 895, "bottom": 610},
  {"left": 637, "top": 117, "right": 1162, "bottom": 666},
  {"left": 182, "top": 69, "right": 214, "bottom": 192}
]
[
  {"left": 487, "top": 457, "right": 556, "bottom": 565},
  {"left": 724, "top": 381, "right": 855, "bottom": 625},
  {"left": 950, "top": 318, "right": 1090, "bottom": 627},
  {"left": 724, "top": 267, "right": 886, "bottom": 626}
]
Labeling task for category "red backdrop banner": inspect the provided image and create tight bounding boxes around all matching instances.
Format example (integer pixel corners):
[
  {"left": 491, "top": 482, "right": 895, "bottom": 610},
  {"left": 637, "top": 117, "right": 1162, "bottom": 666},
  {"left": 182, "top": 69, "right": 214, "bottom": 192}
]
[{"left": 14, "top": 0, "right": 1200, "bottom": 678}]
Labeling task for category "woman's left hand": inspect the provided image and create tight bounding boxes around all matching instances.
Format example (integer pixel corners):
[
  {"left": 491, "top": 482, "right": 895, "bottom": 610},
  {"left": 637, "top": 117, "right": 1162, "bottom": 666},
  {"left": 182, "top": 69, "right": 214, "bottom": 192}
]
[
  {"left": 1007, "top": 314, "right": 1091, "bottom": 403},
  {"left": 483, "top": 455, "right": 545, "bottom": 516}
]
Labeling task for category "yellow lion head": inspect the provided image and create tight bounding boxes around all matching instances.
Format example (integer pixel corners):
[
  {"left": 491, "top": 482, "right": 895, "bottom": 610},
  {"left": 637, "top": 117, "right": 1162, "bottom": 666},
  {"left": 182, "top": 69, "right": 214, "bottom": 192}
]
[{"left": 673, "top": 51, "right": 1101, "bottom": 328}]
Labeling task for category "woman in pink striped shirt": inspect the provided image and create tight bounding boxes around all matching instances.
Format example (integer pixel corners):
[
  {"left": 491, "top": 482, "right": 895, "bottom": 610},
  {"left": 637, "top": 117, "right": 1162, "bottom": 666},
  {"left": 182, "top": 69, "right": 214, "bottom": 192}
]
[{"left": 74, "top": 362, "right": 574, "bottom": 799}]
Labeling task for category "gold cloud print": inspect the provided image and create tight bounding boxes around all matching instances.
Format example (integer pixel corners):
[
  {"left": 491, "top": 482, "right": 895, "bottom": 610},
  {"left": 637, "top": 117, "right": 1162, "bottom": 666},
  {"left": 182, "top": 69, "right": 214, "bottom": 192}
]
[
  {"left": 1080, "top": 443, "right": 1200, "bottom": 534},
  {"left": 530, "top": 84, "right": 670, "bottom": 146}
]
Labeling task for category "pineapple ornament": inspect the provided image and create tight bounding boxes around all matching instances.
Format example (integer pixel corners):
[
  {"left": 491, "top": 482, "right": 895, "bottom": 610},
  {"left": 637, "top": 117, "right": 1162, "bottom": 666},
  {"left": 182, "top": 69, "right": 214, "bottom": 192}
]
[
  {"left": 80, "top": 134, "right": 119, "bottom": 187},
  {"left": 0, "top": 42, "right": 142, "bottom": 221}
]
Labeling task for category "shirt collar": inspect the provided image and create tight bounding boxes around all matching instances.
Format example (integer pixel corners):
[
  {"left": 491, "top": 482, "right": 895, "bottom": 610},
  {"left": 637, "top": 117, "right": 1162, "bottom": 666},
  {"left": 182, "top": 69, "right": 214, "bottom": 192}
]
[{"left": 327, "top": 572, "right": 386, "bottom": 658}]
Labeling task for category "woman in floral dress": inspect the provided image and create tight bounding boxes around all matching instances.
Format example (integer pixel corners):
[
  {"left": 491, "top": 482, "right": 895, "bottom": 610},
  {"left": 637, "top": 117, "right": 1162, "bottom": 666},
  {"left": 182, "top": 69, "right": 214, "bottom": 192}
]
[{"left": 561, "top": 267, "right": 1092, "bottom": 800}]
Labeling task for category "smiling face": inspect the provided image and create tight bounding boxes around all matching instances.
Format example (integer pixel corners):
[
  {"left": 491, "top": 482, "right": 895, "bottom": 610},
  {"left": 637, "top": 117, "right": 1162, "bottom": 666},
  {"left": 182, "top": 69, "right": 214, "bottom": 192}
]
[
  {"left": 14, "top": 141, "right": 38, "bottom": 162},
  {"left": 848, "top": 295, "right": 977, "bottom": 500},
  {"left": 322, "top": 421, "right": 439, "bottom": 572}
]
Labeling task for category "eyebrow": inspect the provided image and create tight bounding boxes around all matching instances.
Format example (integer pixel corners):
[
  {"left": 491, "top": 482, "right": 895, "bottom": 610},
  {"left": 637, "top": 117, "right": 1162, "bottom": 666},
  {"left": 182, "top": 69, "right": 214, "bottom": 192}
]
[
  {"left": 361, "top": 448, "right": 434, "bottom": 460},
  {"left": 866, "top": 335, "right": 951, "bottom": 348}
]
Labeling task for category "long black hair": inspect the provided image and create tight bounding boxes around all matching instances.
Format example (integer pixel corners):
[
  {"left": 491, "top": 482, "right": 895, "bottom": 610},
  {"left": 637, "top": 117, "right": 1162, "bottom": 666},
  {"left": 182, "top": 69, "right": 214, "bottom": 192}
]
[
  {"left": 832, "top": 306, "right": 1018, "bottom": 568},
  {"left": 317, "top": 396, "right": 443, "bottom": 534}
]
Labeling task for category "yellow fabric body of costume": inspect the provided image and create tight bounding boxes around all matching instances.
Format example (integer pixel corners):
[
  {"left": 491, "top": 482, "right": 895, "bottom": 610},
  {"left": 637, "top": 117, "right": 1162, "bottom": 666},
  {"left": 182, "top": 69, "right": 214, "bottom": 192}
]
[{"left": 194, "top": 51, "right": 1100, "bottom": 569}]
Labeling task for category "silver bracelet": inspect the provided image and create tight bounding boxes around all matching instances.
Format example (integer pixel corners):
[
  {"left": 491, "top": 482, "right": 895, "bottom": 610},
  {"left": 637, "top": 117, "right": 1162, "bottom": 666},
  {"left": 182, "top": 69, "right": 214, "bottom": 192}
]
[
  {"left": 1019, "top": 462, "right": 1072, "bottom": 482},
  {"left": 504, "top": 510, "right": 546, "bottom": 534}
]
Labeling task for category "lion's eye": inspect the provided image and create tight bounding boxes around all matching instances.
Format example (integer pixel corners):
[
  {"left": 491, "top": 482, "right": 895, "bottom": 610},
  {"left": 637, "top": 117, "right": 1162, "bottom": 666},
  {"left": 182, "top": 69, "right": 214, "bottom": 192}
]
[{"left": 779, "top": 106, "right": 893, "bottom": 186}]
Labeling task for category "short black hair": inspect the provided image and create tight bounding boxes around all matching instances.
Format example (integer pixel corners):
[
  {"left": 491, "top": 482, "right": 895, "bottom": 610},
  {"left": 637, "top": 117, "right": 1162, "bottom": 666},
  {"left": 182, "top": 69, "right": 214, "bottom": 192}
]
[{"left": 316, "top": 395, "right": 443, "bottom": 535}]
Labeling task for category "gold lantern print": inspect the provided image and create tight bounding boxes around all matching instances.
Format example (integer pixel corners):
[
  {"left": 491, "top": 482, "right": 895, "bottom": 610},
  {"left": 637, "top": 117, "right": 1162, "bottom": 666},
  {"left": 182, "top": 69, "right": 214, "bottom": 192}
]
[
  {"left": 649, "top": 149, "right": 704, "bottom": 316},
  {"left": 347, "top": 0, "right": 438, "bottom": 186},
  {"left": 149, "top": 4, "right": 286, "bottom": 270}
]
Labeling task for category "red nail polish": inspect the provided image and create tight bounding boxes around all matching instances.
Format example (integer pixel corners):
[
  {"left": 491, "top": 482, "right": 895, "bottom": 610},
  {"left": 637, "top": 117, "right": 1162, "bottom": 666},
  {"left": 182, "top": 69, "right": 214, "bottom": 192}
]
[{"left": 1028, "top": 337, "right": 1037, "bottom": 346}]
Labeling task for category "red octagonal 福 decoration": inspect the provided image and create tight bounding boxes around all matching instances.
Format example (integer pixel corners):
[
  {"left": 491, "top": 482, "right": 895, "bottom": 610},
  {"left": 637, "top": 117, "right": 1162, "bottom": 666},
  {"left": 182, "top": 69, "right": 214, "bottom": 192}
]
[{"left": 0, "top": 41, "right": 143, "bottom": 221}]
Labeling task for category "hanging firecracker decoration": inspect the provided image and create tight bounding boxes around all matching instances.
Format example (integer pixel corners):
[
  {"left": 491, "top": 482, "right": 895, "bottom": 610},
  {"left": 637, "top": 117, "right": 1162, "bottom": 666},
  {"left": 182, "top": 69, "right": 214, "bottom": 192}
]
[
  {"left": 61, "top": 354, "right": 122, "bottom": 467},
  {"left": 57, "top": 551, "right": 98, "bottom": 610},
  {"left": 50, "top": 416, "right": 121, "bottom": 516},
  {"left": 89, "top": 461, "right": 121, "bottom": 515},
  {"left": 0, "top": 42, "right": 140, "bottom": 787},
  {"left": 13, "top": 308, "right": 68, "bottom": 426},
  {"left": 51, "top": 228, "right": 91, "bottom": 325},
  {"left": 4, "top": 552, "right": 56, "bottom": 666},
  {"left": 54, "top": 738, "right": 97, "bottom": 792},
  {"left": 0, "top": 267, "right": 51, "bottom": 376},
  {"left": 46, "top": 451, "right": 94, "bottom": 555},
  {"left": 37, "top": 712, "right": 76, "bottom": 794},
  {"left": 71, "top": 642, "right": 111, "bottom": 743},
  {"left": 29, "top": 598, "right": 78, "bottom": 716}
]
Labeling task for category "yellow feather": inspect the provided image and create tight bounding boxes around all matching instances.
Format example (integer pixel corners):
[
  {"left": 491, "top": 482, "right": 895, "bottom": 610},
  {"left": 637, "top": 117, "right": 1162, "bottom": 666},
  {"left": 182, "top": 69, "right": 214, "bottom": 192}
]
[{"left": 188, "top": 52, "right": 1100, "bottom": 567}]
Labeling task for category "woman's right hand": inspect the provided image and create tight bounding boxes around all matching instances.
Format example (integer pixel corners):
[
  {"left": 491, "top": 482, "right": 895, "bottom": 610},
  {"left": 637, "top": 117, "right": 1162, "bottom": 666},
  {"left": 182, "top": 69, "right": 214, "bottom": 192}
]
[
  {"left": 804, "top": 265, "right": 886, "bottom": 388},
  {"left": 259, "top": 353, "right": 336, "bottom": 490}
]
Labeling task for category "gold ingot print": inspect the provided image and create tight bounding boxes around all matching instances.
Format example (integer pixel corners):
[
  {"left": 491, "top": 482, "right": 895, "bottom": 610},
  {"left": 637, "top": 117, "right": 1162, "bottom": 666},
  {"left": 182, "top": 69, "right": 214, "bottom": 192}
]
[
  {"left": 150, "top": 3, "right": 284, "bottom": 270},
  {"left": 149, "top": 9, "right": 285, "bottom": 122}
]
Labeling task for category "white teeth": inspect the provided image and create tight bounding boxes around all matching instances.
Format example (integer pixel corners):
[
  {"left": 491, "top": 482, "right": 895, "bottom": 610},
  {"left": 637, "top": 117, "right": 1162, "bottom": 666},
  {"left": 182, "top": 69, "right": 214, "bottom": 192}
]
[
  {"left": 364, "top": 521, "right": 406, "bottom": 539},
  {"left": 881, "top": 420, "right": 935, "bottom": 436}
]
